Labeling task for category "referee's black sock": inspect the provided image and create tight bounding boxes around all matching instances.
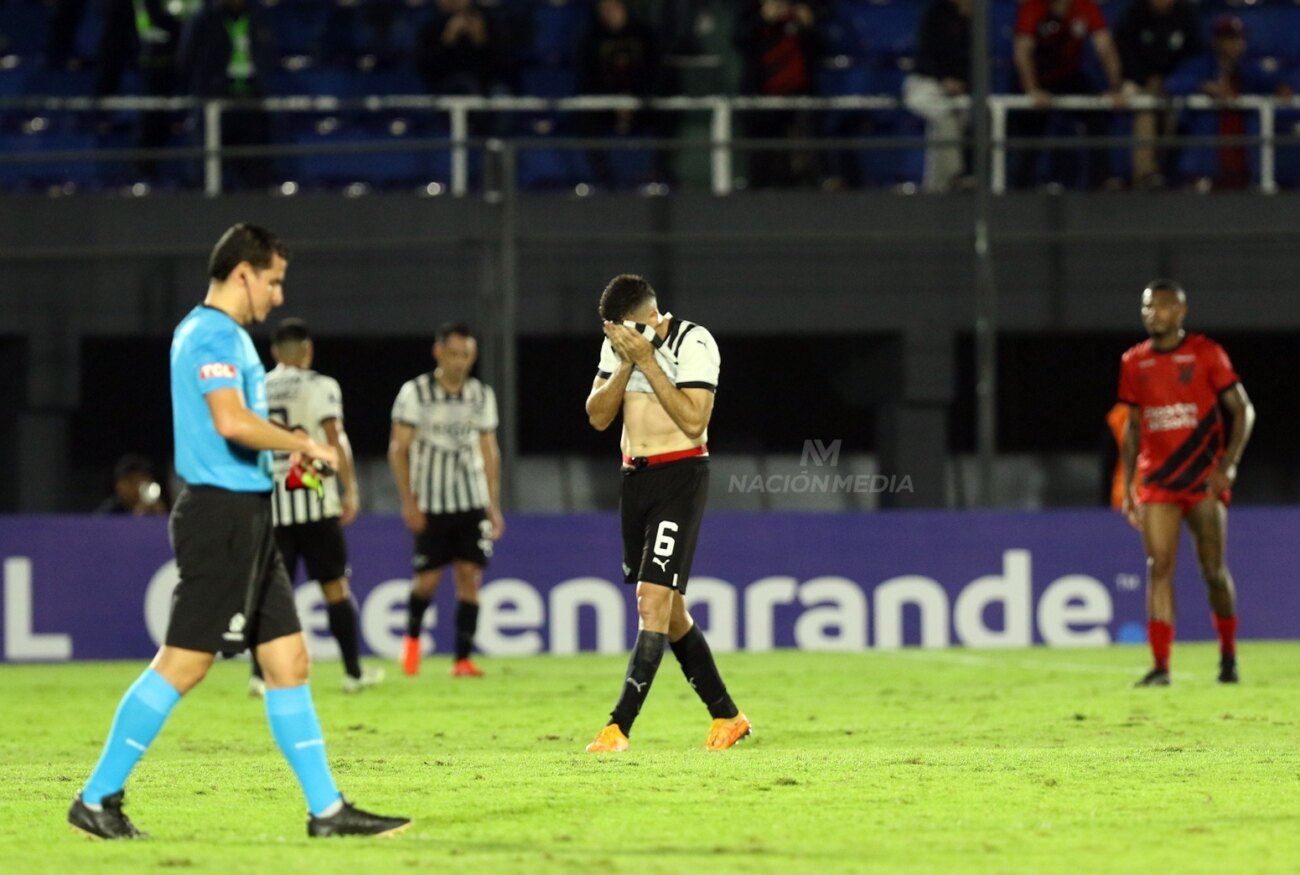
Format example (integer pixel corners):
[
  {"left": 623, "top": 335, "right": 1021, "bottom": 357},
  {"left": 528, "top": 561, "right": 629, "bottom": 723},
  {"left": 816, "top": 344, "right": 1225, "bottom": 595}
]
[
  {"left": 406, "top": 592, "right": 432, "bottom": 639},
  {"left": 609, "top": 630, "right": 667, "bottom": 737},
  {"left": 454, "top": 600, "right": 479, "bottom": 661},
  {"left": 327, "top": 596, "right": 362, "bottom": 679},
  {"left": 671, "top": 624, "right": 739, "bottom": 719}
]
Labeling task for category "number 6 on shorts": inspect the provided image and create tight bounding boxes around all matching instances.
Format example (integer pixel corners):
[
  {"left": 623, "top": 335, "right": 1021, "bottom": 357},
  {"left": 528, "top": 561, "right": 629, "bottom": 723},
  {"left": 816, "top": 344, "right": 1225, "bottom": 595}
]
[{"left": 654, "top": 521, "right": 678, "bottom": 557}]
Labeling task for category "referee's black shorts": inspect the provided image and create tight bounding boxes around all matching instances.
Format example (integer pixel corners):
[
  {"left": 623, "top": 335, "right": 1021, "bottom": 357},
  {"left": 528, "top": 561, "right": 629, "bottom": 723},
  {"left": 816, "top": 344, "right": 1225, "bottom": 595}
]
[
  {"left": 620, "top": 457, "right": 709, "bottom": 593},
  {"left": 275, "top": 518, "right": 350, "bottom": 583},
  {"left": 166, "top": 486, "right": 301, "bottom": 654}
]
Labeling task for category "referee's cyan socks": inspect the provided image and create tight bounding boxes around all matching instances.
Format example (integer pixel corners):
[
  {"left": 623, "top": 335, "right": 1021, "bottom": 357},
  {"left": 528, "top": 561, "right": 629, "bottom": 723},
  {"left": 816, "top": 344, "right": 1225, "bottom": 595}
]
[
  {"left": 264, "top": 685, "right": 342, "bottom": 817},
  {"left": 83, "top": 668, "right": 181, "bottom": 806}
]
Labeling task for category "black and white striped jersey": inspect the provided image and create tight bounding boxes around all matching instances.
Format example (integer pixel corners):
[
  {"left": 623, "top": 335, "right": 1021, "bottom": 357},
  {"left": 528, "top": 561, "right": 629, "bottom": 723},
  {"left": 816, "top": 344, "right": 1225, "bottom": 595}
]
[
  {"left": 391, "top": 373, "right": 499, "bottom": 514},
  {"left": 597, "top": 316, "right": 721, "bottom": 393},
  {"left": 267, "top": 364, "right": 344, "bottom": 525}
]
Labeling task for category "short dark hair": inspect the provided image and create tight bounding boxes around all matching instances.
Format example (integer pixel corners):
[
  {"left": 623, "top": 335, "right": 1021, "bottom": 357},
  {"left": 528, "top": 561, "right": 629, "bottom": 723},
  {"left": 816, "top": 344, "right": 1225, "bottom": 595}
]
[
  {"left": 1144, "top": 279, "right": 1187, "bottom": 302},
  {"left": 598, "top": 274, "right": 657, "bottom": 322},
  {"left": 209, "top": 223, "right": 289, "bottom": 281},
  {"left": 113, "top": 453, "right": 154, "bottom": 482},
  {"left": 436, "top": 322, "right": 475, "bottom": 344},
  {"left": 271, "top": 318, "right": 311, "bottom": 346}
]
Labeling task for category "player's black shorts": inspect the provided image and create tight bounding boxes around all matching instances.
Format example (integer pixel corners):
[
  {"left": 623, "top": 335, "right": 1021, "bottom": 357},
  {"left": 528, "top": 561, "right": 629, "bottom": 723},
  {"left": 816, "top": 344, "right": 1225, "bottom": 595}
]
[
  {"left": 413, "top": 508, "right": 492, "bottom": 572},
  {"left": 620, "top": 457, "right": 709, "bottom": 593},
  {"left": 275, "top": 518, "right": 350, "bottom": 583},
  {"left": 166, "top": 486, "right": 301, "bottom": 654}
]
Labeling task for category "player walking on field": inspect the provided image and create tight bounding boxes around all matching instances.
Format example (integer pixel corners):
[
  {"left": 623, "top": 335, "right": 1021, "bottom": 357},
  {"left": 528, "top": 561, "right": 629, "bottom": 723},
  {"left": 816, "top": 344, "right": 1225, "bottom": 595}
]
[
  {"left": 389, "top": 323, "right": 504, "bottom": 678},
  {"left": 583, "top": 274, "right": 750, "bottom": 752},
  {"left": 1118, "top": 279, "right": 1255, "bottom": 687},
  {"left": 247, "top": 318, "right": 384, "bottom": 696},
  {"left": 68, "top": 224, "right": 408, "bottom": 839}
]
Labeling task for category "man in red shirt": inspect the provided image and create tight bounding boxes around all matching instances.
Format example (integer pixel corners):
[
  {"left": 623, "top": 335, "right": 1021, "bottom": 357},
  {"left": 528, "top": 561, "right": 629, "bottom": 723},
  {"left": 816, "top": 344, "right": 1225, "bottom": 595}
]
[
  {"left": 1011, "top": 0, "right": 1124, "bottom": 189},
  {"left": 1117, "top": 280, "right": 1255, "bottom": 686}
]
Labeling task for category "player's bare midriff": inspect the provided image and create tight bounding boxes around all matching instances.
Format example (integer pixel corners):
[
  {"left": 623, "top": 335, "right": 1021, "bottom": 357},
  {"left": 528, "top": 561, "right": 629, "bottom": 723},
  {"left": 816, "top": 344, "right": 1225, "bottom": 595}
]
[{"left": 620, "top": 390, "right": 707, "bottom": 457}]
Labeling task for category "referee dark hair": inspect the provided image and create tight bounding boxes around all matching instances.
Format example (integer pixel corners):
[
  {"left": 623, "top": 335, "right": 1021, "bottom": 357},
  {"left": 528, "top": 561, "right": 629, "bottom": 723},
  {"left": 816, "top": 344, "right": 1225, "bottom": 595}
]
[{"left": 69, "top": 224, "right": 409, "bottom": 840}]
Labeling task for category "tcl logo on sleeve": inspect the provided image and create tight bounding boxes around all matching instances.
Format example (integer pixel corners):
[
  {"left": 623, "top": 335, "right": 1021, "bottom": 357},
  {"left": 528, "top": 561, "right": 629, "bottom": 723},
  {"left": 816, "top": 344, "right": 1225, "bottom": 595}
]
[{"left": 199, "top": 363, "right": 238, "bottom": 380}]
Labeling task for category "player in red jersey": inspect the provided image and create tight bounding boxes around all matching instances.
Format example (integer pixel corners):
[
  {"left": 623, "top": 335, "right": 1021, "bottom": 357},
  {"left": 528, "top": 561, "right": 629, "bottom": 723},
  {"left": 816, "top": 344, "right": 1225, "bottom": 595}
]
[{"left": 1117, "top": 280, "right": 1255, "bottom": 686}]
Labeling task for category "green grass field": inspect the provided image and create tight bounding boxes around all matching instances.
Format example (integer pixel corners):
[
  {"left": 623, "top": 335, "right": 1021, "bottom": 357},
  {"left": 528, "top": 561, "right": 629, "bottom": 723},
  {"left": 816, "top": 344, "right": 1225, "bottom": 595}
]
[{"left": 3, "top": 644, "right": 1298, "bottom": 874}]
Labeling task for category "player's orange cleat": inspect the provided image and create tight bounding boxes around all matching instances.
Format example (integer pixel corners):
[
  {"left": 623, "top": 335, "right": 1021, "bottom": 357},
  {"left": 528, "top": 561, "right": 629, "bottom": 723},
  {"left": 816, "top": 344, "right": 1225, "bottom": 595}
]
[
  {"left": 400, "top": 635, "right": 420, "bottom": 676},
  {"left": 450, "top": 658, "right": 484, "bottom": 678},
  {"left": 705, "top": 713, "right": 752, "bottom": 751},
  {"left": 585, "top": 724, "right": 629, "bottom": 753}
]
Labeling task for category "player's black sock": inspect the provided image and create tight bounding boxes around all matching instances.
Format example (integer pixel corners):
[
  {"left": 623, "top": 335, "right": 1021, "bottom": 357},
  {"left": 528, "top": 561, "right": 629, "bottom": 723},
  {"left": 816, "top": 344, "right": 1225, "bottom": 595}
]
[
  {"left": 406, "top": 593, "right": 431, "bottom": 639},
  {"left": 327, "top": 597, "right": 362, "bottom": 679},
  {"left": 609, "top": 630, "right": 667, "bottom": 736},
  {"left": 670, "top": 624, "right": 739, "bottom": 719},
  {"left": 455, "top": 600, "right": 479, "bottom": 660}
]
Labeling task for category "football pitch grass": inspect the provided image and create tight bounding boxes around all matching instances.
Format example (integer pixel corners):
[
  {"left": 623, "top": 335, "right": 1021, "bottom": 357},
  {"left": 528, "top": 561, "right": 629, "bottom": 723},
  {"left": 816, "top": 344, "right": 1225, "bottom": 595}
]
[{"left": 3, "top": 644, "right": 1299, "bottom": 875}]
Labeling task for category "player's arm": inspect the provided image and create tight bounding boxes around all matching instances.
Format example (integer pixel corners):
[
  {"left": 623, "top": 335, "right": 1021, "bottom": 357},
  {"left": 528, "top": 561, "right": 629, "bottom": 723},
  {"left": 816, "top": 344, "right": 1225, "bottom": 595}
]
[
  {"left": 1120, "top": 404, "right": 1141, "bottom": 530},
  {"left": 322, "top": 418, "right": 359, "bottom": 526},
  {"left": 1091, "top": 29, "right": 1125, "bottom": 96},
  {"left": 206, "top": 388, "right": 338, "bottom": 469},
  {"left": 636, "top": 361, "right": 714, "bottom": 439},
  {"left": 480, "top": 430, "right": 505, "bottom": 539},
  {"left": 586, "top": 361, "right": 633, "bottom": 431},
  {"left": 387, "top": 421, "right": 425, "bottom": 534},
  {"left": 1208, "top": 384, "right": 1255, "bottom": 497}
]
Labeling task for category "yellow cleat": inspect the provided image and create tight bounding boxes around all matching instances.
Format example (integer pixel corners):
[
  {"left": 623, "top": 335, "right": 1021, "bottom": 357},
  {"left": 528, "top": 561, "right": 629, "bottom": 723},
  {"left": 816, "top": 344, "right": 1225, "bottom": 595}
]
[
  {"left": 705, "top": 713, "right": 752, "bottom": 751},
  {"left": 585, "top": 724, "right": 629, "bottom": 753}
]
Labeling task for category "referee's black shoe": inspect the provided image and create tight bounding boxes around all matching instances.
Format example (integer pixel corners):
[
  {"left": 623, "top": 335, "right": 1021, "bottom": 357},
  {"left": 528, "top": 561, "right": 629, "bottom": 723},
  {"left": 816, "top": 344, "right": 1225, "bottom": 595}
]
[
  {"left": 308, "top": 799, "right": 411, "bottom": 838},
  {"left": 68, "top": 791, "right": 147, "bottom": 839},
  {"left": 1133, "top": 667, "right": 1171, "bottom": 687},
  {"left": 1218, "top": 656, "right": 1239, "bottom": 684}
]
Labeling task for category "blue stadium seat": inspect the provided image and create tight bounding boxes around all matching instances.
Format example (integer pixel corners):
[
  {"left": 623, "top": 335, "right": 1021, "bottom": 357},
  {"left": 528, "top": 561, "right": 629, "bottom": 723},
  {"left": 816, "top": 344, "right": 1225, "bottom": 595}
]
[
  {"left": 516, "top": 135, "right": 591, "bottom": 190},
  {"left": 288, "top": 125, "right": 433, "bottom": 189},
  {"left": 0, "top": 128, "right": 101, "bottom": 190},
  {"left": 819, "top": 64, "right": 873, "bottom": 98},
  {"left": 0, "top": 0, "right": 48, "bottom": 57},
  {"left": 23, "top": 66, "right": 95, "bottom": 96},
  {"left": 520, "top": 65, "right": 577, "bottom": 97},
  {"left": 1230, "top": 5, "right": 1300, "bottom": 66},
  {"left": 530, "top": 0, "right": 590, "bottom": 66},
  {"left": 264, "top": 0, "right": 326, "bottom": 58}
]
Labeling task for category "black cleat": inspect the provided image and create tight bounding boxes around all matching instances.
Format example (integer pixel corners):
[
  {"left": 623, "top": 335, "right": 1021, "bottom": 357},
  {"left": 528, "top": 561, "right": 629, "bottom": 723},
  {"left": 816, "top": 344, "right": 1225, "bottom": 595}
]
[
  {"left": 68, "top": 791, "right": 146, "bottom": 840},
  {"left": 307, "top": 799, "right": 411, "bottom": 838},
  {"left": 1133, "top": 668, "right": 1171, "bottom": 687},
  {"left": 1218, "top": 657, "right": 1239, "bottom": 684}
]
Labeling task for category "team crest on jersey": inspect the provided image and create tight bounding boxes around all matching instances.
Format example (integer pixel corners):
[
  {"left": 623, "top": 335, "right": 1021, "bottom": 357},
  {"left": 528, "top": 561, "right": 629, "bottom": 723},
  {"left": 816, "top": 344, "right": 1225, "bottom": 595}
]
[
  {"left": 1178, "top": 364, "right": 1194, "bottom": 385},
  {"left": 199, "top": 362, "right": 237, "bottom": 380}
]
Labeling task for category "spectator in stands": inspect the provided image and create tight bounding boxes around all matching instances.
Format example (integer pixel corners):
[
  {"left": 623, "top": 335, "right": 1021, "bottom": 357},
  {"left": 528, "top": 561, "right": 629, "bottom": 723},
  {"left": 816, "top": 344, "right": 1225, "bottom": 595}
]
[
  {"left": 733, "top": 0, "right": 826, "bottom": 188},
  {"left": 96, "top": 0, "right": 192, "bottom": 180},
  {"left": 1165, "top": 15, "right": 1293, "bottom": 190},
  {"left": 1114, "top": 0, "right": 1201, "bottom": 188},
  {"left": 178, "top": 0, "right": 277, "bottom": 189},
  {"left": 414, "top": 0, "right": 510, "bottom": 97},
  {"left": 1010, "top": 0, "right": 1125, "bottom": 190},
  {"left": 45, "top": 0, "right": 88, "bottom": 69},
  {"left": 95, "top": 454, "right": 168, "bottom": 516},
  {"left": 576, "top": 0, "right": 669, "bottom": 189},
  {"left": 903, "top": 0, "right": 971, "bottom": 193}
]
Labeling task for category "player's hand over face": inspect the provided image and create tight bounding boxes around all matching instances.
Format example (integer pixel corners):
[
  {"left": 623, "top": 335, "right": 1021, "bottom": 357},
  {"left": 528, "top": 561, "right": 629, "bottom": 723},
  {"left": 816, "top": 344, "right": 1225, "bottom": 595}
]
[
  {"left": 604, "top": 323, "right": 654, "bottom": 366},
  {"left": 1121, "top": 487, "right": 1142, "bottom": 531},
  {"left": 402, "top": 496, "right": 426, "bottom": 534}
]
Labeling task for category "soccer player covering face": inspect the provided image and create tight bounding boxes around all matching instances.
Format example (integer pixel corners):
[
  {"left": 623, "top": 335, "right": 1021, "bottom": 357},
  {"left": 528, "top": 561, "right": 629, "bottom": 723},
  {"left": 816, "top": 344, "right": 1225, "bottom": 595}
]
[
  {"left": 1118, "top": 280, "right": 1255, "bottom": 687},
  {"left": 68, "top": 225, "right": 409, "bottom": 840},
  {"left": 583, "top": 274, "right": 750, "bottom": 752}
]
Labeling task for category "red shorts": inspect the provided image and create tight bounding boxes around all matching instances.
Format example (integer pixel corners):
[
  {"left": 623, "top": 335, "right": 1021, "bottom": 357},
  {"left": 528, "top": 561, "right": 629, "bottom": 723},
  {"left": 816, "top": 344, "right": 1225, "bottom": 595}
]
[{"left": 1137, "top": 485, "right": 1231, "bottom": 515}]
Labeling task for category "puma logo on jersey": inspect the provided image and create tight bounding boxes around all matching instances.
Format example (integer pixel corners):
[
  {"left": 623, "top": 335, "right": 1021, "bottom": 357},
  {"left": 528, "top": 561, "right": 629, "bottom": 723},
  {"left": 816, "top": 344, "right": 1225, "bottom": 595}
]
[
  {"left": 652, "top": 557, "right": 669, "bottom": 572},
  {"left": 625, "top": 677, "right": 647, "bottom": 693}
]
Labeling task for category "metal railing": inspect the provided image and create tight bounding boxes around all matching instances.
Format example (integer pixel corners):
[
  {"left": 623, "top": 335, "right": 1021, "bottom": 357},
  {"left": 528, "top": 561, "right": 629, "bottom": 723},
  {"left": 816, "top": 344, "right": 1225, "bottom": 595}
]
[{"left": 1, "top": 92, "right": 1298, "bottom": 195}]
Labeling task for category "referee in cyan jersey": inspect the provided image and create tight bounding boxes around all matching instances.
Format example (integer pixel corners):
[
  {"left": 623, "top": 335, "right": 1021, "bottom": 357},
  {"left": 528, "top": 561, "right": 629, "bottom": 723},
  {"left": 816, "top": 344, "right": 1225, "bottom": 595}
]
[
  {"left": 388, "top": 322, "right": 504, "bottom": 678},
  {"left": 246, "top": 318, "right": 383, "bottom": 695},
  {"left": 69, "top": 224, "right": 408, "bottom": 840}
]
